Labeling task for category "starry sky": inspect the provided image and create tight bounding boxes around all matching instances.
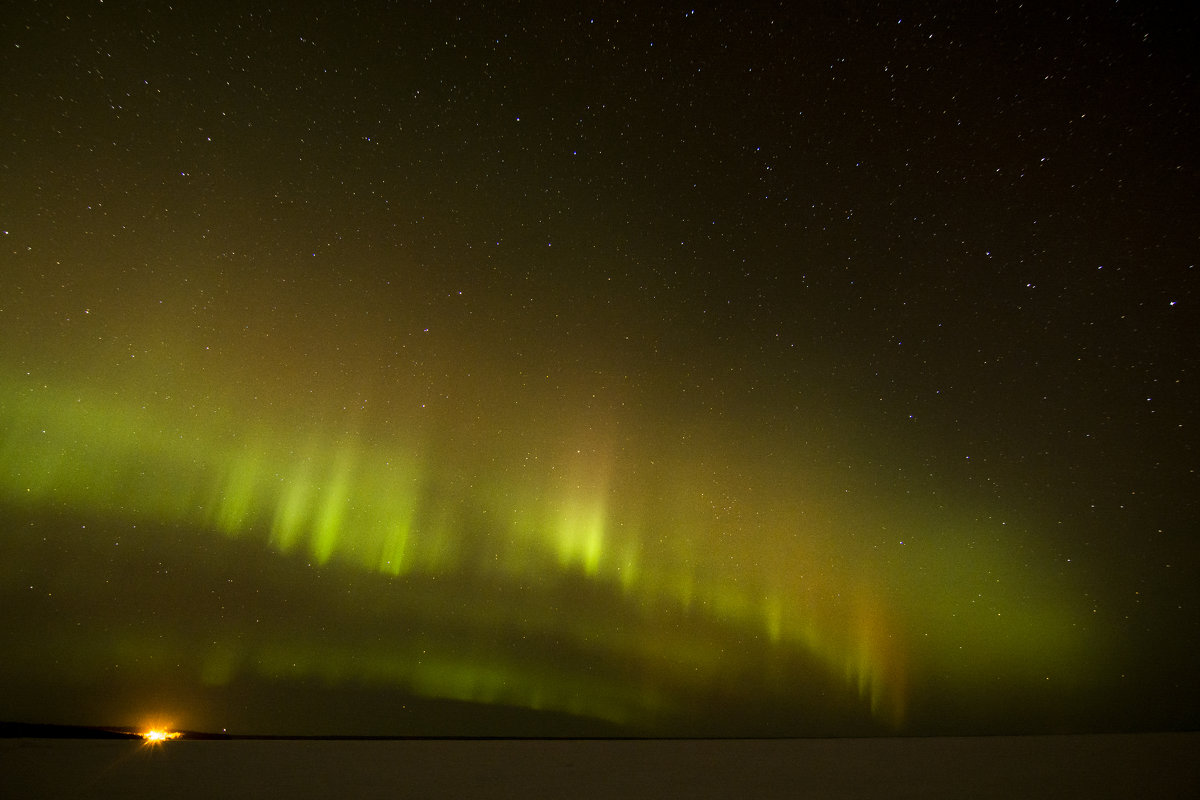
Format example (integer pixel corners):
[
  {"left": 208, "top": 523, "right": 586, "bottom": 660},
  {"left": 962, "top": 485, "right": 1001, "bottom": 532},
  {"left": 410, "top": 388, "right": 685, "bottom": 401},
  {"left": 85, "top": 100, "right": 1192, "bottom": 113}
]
[{"left": 1, "top": 1, "right": 1197, "bottom": 736}]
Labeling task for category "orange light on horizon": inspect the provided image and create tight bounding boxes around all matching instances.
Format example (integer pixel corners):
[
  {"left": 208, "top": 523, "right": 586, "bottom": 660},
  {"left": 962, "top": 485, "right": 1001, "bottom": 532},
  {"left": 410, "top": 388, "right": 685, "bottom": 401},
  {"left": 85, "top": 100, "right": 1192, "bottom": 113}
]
[{"left": 141, "top": 729, "right": 181, "bottom": 743}]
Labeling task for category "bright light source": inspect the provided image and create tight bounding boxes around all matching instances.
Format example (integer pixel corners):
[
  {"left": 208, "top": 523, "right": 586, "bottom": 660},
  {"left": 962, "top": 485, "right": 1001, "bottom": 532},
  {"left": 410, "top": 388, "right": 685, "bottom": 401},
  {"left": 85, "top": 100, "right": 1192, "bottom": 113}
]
[{"left": 141, "top": 729, "right": 180, "bottom": 743}]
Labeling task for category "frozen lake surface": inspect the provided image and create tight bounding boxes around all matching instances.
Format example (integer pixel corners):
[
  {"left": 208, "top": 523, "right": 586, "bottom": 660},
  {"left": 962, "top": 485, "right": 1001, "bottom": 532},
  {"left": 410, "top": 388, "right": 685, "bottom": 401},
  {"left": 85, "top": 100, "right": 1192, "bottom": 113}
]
[{"left": 2, "top": 733, "right": 1196, "bottom": 799}]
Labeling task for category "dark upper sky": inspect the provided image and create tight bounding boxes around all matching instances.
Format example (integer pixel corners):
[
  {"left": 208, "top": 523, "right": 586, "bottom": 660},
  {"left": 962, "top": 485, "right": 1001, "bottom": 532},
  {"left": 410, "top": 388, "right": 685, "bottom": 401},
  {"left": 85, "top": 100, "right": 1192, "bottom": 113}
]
[{"left": 1, "top": 1, "right": 1197, "bottom": 736}]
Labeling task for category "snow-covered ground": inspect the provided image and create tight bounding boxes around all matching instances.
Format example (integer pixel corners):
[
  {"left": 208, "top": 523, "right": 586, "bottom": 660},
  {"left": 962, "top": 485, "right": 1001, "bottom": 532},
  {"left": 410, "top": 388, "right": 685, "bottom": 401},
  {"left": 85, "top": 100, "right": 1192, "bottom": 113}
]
[{"left": 2, "top": 733, "right": 1196, "bottom": 799}]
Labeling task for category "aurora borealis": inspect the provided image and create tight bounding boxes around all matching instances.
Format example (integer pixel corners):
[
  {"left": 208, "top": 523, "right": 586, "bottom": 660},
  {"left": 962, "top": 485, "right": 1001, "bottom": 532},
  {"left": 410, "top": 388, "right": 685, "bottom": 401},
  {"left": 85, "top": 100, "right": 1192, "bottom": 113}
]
[{"left": 1, "top": 2, "right": 1197, "bottom": 736}]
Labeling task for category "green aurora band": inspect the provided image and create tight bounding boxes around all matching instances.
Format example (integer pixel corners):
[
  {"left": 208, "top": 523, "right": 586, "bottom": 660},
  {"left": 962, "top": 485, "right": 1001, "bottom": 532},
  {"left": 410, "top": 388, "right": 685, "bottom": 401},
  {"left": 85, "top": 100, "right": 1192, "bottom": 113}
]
[{"left": 0, "top": 360, "right": 1091, "bottom": 731}]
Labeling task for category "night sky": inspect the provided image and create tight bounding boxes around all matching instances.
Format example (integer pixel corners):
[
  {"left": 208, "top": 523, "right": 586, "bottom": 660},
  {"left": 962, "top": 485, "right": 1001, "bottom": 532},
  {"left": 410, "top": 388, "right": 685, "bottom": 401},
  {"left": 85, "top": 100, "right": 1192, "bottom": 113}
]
[{"left": 2, "top": 1, "right": 1197, "bottom": 737}]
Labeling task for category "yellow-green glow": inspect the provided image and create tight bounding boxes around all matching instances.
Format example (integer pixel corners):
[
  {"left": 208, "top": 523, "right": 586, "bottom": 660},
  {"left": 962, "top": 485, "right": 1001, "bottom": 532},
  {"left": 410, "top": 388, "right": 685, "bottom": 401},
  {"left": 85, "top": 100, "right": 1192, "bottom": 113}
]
[
  {"left": 554, "top": 499, "right": 608, "bottom": 575},
  {"left": 0, "top": 366, "right": 1089, "bottom": 730}
]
